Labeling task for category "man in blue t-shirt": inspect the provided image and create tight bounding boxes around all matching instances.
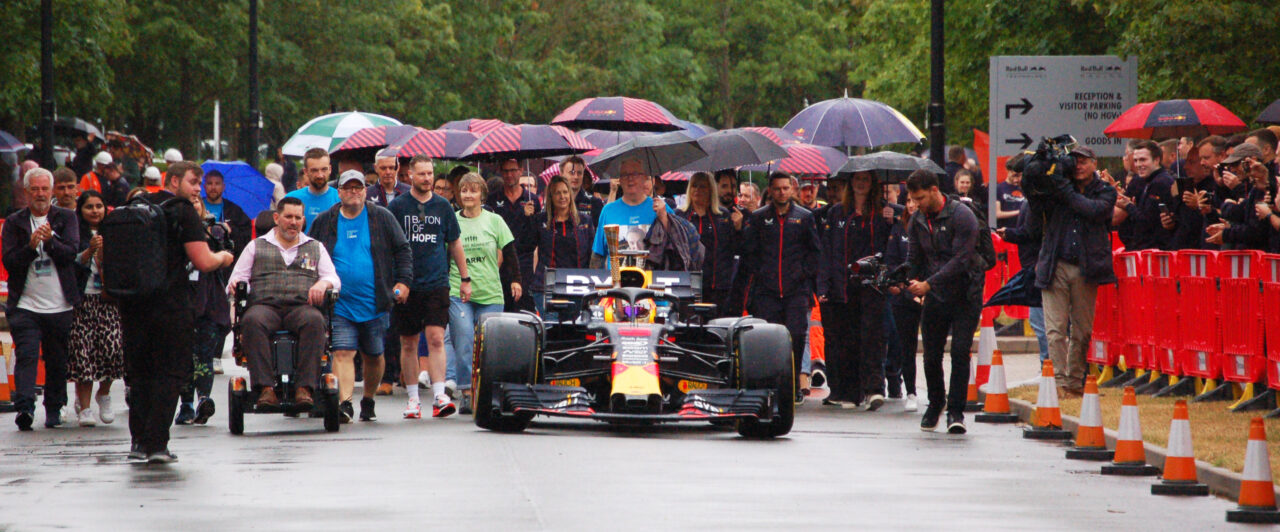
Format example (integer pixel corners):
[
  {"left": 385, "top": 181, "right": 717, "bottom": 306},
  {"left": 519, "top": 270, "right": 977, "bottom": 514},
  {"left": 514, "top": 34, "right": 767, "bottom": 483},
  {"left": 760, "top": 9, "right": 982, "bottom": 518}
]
[
  {"left": 285, "top": 148, "right": 341, "bottom": 229},
  {"left": 309, "top": 170, "right": 412, "bottom": 423},
  {"left": 590, "top": 158, "right": 674, "bottom": 269},
  {"left": 386, "top": 155, "right": 471, "bottom": 419}
]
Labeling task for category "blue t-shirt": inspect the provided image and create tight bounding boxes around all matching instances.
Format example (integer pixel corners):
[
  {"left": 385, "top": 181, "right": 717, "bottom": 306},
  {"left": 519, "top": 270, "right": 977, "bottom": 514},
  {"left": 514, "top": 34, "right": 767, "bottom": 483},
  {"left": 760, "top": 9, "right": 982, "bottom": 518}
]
[
  {"left": 285, "top": 186, "right": 341, "bottom": 229},
  {"left": 995, "top": 182, "right": 1026, "bottom": 229},
  {"left": 332, "top": 208, "right": 381, "bottom": 322},
  {"left": 591, "top": 197, "right": 674, "bottom": 261},
  {"left": 203, "top": 199, "right": 225, "bottom": 222},
  {"left": 388, "top": 192, "right": 460, "bottom": 290}
]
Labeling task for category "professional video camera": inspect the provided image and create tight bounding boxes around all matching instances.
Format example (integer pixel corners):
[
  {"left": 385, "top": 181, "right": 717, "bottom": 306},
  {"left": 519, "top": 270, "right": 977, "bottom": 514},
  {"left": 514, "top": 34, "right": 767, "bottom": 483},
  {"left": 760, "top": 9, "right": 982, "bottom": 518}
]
[
  {"left": 1019, "top": 134, "right": 1077, "bottom": 200},
  {"left": 204, "top": 219, "right": 235, "bottom": 254},
  {"left": 849, "top": 253, "right": 910, "bottom": 294}
]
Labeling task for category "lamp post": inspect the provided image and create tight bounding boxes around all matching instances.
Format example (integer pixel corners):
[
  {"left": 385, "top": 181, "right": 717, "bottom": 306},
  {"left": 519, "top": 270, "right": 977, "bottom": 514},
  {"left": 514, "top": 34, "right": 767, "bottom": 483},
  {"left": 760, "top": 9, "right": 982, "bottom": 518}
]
[
  {"left": 39, "top": 0, "right": 56, "bottom": 170},
  {"left": 247, "top": 0, "right": 261, "bottom": 163},
  {"left": 927, "top": 0, "right": 945, "bottom": 170}
]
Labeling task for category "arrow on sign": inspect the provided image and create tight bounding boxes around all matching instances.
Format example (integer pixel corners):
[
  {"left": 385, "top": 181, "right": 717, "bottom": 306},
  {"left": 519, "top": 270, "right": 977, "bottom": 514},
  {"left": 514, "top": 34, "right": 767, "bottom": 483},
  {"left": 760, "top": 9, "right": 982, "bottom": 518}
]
[
  {"left": 1004, "top": 98, "right": 1033, "bottom": 119},
  {"left": 1004, "top": 133, "right": 1033, "bottom": 150}
]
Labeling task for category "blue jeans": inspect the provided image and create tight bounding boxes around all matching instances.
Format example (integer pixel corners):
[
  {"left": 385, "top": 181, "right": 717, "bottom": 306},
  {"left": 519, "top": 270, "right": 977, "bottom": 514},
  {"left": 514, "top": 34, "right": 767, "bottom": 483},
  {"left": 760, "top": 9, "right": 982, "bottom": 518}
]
[
  {"left": 1029, "top": 307, "right": 1049, "bottom": 362},
  {"left": 446, "top": 298, "right": 504, "bottom": 389}
]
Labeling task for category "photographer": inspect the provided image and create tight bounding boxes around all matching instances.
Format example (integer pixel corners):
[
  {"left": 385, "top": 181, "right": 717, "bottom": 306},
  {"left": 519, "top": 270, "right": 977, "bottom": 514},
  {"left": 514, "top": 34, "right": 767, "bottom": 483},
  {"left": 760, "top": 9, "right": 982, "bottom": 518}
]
[
  {"left": 1112, "top": 140, "right": 1176, "bottom": 251},
  {"left": 1206, "top": 143, "right": 1275, "bottom": 251},
  {"left": 176, "top": 198, "right": 235, "bottom": 425}
]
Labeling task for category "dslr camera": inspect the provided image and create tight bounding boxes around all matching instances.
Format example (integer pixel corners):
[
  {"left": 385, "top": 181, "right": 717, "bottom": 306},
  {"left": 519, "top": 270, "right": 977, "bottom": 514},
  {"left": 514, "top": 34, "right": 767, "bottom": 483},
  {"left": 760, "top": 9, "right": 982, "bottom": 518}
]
[
  {"left": 848, "top": 253, "right": 910, "bottom": 294},
  {"left": 205, "top": 219, "right": 235, "bottom": 254},
  {"left": 1018, "top": 134, "right": 1077, "bottom": 200}
]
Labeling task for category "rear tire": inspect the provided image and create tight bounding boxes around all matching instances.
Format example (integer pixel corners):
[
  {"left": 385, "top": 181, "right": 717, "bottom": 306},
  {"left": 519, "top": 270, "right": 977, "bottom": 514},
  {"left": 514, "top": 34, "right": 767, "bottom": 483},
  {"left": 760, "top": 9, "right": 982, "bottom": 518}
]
[
  {"left": 322, "top": 383, "right": 340, "bottom": 433},
  {"left": 474, "top": 314, "right": 539, "bottom": 433},
  {"left": 228, "top": 382, "right": 245, "bottom": 435},
  {"left": 734, "top": 323, "right": 795, "bottom": 438}
]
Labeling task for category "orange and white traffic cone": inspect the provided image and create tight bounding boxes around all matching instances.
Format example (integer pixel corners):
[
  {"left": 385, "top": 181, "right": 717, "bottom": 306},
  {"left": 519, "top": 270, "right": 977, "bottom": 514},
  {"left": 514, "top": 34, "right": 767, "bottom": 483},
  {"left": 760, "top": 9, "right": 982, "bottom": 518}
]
[
  {"left": 976, "top": 351, "right": 1018, "bottom": 423},
  {"left": 1024, "top": 360, "right": 1071, "bottom": 440},
  {"left": 1226, "top": 418, "right": 1280, "bottom": 523},
  {"left": 1066, "top": 375, "right": 1112, "bottom": 461},
  {"left": 1151, "top": 400, "right": 1208, "bottom": 495},
  {"left": 0, "top": 343, "right": 13, "bottom": 413},
  {"left": 964, "top": 362, "right": 983, "bottom": 412},
  {"left": 1101, "top": 386, "right": 1160, "bottom": 475},
  {"left": 974, "top": 309, "right": 996, "bottom": 386}
]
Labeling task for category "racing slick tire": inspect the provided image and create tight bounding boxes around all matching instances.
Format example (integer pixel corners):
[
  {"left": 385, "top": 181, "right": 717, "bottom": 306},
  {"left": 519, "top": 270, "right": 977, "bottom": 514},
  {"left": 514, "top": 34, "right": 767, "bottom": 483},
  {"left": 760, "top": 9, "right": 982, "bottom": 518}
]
[
  {"left": 734, "top": 323, "right": 795, "bottom": 438},
  {"left": 474, "top": 314, "right": 539, "bottom": 433},
  {"left": 228, "top": 378, "right": 247, "bottom": 435},
  {"left": 321, "top": 375, "right": 341, "bottom": 433}
]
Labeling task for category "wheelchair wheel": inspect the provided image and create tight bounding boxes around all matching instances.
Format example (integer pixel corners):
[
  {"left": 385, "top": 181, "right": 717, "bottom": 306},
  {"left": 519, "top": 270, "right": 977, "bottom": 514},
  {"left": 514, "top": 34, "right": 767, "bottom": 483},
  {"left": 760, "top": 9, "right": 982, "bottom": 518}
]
[{"left": 228, "top": 378, "right": 247, "bottom": 435}]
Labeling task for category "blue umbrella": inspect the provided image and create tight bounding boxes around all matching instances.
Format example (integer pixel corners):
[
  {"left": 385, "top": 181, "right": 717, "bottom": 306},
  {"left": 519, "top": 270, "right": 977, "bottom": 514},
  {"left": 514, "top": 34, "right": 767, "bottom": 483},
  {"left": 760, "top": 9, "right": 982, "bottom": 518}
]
[
  {"left": 200, "top": 160, "right": 274, "bottom": 219},
  {"left": 783, "top": 95, "right": 925, "bottom": 149}
]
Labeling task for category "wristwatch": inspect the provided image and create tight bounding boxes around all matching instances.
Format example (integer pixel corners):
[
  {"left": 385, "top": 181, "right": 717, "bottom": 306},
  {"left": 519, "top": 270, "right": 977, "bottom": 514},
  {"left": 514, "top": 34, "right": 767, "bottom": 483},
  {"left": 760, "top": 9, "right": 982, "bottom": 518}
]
[{"left": 461, "top": 276, "right": 472, "bottom": 283}]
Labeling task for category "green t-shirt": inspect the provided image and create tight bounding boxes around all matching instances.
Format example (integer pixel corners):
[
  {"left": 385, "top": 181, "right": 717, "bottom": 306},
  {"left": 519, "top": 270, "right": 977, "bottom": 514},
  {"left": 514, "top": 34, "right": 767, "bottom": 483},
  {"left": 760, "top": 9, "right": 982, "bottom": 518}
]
[{"left": 451, "top": 210, "right": 515, "bottom": 305}]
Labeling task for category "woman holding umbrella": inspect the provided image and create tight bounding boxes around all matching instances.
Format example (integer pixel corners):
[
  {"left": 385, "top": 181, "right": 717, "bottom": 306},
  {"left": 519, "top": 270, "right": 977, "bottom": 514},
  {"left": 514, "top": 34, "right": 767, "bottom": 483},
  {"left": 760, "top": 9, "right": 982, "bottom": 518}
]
[
  {"left": 678, "top": 172, "right": 740, "bottom": 314},
  {"left": 817, "top": 171, "right": 893, "bottom": 410},
  {"left": 532, "top": 176, "right": 594, "bottom": 319}
]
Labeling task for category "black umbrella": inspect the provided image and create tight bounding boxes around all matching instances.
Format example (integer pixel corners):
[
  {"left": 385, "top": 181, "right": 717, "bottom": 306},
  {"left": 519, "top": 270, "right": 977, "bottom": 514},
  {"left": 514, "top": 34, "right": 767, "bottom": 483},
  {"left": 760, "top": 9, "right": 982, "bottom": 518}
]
[
  {"left": 54, "top": 117, "right": 103, "bottom": 139},
  {"left": 1257, "top": 99, "right": 1280, "bottom": 125},
  {"left": 676, "top": 130, "right": 788, "bottom": 173},
  {"left": 836, "top": 151, "right": 945, "bottom": 184},
  {"left": 983, "top": 269, "right": 1041, "bottom": 308},
  {"left": 588, "top": 131, "right": 707, "bottom": 177}
]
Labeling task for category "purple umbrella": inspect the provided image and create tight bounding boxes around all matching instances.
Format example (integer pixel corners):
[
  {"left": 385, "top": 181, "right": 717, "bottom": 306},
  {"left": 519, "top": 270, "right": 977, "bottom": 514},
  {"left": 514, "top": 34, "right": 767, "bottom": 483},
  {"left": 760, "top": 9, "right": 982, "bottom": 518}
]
[
  {"left": 460, "top": 124, "right": 596, "bottom": 162},
  {"left": 783, "top": 95, "right": 925, "bottom": 149}
]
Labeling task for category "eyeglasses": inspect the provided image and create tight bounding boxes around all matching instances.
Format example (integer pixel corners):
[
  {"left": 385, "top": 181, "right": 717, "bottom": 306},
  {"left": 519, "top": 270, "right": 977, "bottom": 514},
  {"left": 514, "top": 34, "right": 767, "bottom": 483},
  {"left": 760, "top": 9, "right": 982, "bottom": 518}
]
[{"left": 340, "top": 185, "right": 365, "bottom": 192}]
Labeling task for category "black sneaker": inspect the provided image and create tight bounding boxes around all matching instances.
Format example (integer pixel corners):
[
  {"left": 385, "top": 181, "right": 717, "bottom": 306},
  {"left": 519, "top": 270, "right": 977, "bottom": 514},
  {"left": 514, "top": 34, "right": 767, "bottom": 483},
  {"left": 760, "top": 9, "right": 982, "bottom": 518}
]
[
  {"left": 174, "top": 402, "right": 195, "bottom": 425},
  {"left": 887, "top": 381, "right": 903, "bottom": 399},
  {"left": 44, "top": 408, "right": 63, "bottom": 428},
  {"left": 864, "top": 394, "right": 885, "bottom": 412},
  {"left": 946, "top": 412, "right": 967, "bottom": 435},
  {"left": 146, "top": 449, "right": 178, "bottom": 464},
  {"left": 15, "top": 411, "right": 34, "bottom": 431},
  {"left": 359, "top": 397, "right": 377, "bottom": 422},
  {"left": 339, "top": 400, "right": 354, "bottom": 424},
  {"left": 127, "top": 443, "right": 146, "bottom": 462},
  {"left": 920, "top": 408, "right": 941, "bottom": 432},
  {"left": 194, "top": 397, "right": 216, "bottom": 425}
]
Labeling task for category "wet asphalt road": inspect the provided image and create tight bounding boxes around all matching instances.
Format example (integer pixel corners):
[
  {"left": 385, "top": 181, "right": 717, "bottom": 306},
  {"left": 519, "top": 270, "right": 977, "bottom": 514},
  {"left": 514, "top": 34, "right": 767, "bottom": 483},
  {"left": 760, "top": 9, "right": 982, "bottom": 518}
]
[{"left": 0, "top": 368, "right": 1246, "bottom": 531}]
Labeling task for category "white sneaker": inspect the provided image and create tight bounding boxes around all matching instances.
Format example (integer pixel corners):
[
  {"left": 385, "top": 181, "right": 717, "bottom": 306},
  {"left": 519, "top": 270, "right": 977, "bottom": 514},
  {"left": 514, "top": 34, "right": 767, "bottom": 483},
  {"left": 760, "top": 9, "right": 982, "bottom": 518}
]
[
  {"left": 403, "top": 398, "right": 422, "bottom": 419},
  {"left": 444, "top": 380, "right": 458, "bottom": 399},
  {"left": 96, "top": 394, "right": 115, "bottom": 424},
  {"left": 78, "top": 407, "right": 97, "bottom": 427},
  {"left": 417, "top": 371, "right": 431, "bottom": 389},
  {"left": 905, "top": 394, "right": 919, "bottom": 412}
]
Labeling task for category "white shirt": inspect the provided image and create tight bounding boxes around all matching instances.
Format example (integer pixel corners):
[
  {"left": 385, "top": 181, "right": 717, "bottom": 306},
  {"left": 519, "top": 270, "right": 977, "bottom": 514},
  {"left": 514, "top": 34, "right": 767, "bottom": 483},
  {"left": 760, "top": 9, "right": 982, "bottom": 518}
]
[
  {"left": 17, "top": 214, "right": 72, "bottom": 314},
  {"left": 228, "top": 228, "right": 341, "bottom": 293}
]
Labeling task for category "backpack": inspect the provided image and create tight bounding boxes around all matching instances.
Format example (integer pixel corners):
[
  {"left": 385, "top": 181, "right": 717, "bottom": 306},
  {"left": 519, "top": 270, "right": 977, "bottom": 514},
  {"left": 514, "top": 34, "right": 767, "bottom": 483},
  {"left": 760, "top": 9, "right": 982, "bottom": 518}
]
[
  {"left": 950, "top": 195, "right": 997, "bottom": 272},
  {"left": 100, "top": 195, "right": 180, "bottom": 299}
]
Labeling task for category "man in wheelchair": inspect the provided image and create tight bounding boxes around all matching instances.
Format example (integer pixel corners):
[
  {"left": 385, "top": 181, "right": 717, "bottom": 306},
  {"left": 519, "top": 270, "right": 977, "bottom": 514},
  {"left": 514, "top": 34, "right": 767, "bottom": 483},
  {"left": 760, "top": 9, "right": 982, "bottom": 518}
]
[{"left": 227, "top": 197, "right": 340, "bottom": 409}]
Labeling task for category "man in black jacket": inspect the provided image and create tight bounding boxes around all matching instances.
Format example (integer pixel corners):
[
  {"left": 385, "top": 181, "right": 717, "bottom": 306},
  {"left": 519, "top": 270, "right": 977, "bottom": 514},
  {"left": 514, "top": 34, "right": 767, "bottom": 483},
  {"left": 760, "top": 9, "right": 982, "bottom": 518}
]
[
  {"left": 309, "top": 170, "right": 413, "bottom": 422},
  {"left": 2, "top": 168, "right": 81, "bottom": 430},
  {"left": 200, "top": 170, "right": 253, "bottom": 258},
  {"left": 486, "top": 159, "right": 541, "bottom": 312},
  {"left": 1113, "top": 140, "right": 1175, "bottom": 250},
  {"left": 1028, "top": 146, "right": 1117, "bottom": 396},
  {"left": 905, "top": 169, "right": 982, "bottom": 435}
]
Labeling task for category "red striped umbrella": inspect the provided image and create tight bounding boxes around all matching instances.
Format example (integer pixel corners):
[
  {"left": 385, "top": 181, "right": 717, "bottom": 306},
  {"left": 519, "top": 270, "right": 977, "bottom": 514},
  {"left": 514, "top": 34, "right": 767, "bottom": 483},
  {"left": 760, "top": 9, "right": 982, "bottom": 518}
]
[
  {"left": 552, "top": 96, "right": 681, "bottom": 132},
  {"left": 739, "top": 142, "right": 848, "bottom": 177},
  {"left": 1104, "top": 99, "right": 1247, "bottom": 139},
  {"left": 382, "top": 128, "right": 480, "bottom": 160},
  {"left": 439, "top": 118, "right": 510, "bottom": 136},
  {"left": 460, "top": 124, "right": 596, "bottom": 161},
  {"left": 539, "top": 162, "right": 599, "bottom": 183},
  {"left": 733, "top": 127, "right": 801, "bottom": 145},
  {"left": 329, "top": 125, "right": 422, "bottom": 157},
  {"left": 659, "top": 171, "right": 691, "bottom": 182}
]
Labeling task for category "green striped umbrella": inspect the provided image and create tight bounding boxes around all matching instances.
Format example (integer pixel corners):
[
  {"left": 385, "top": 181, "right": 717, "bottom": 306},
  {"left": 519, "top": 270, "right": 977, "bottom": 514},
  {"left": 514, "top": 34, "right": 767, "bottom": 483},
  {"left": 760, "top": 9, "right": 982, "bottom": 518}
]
[{"left": 281, "top": 112, "right": 402, "bottom": 156}]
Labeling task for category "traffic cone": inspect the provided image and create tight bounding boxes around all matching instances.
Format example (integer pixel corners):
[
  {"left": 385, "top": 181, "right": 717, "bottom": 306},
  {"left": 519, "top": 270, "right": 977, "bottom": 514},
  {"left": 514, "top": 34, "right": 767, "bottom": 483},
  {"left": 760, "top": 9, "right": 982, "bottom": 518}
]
[
  {"left": 976, "top": 351, "right": 1018, "bottom": 423},
  {"left": 974, "top": 309, "right": 996, "bottom": 386},
  {"left": 1024, "top": 360, "right": 1071, "bottom": 440},
  {"left": 0, "top": 343, "right": 13, "bottom": 413},
  {"left": 1101, "top": 386, "right": 1160, "bottom": 476},
  {"left": 1066, "top": 375, "right": 1113, "bottom": 461},
  {"left": 964, "top": 362, "right": 983, "bottom": 412},
  {"left": 1151, "top": 400, "right": 1208, "bottom": 495},
  {"left": 1226, "top": 418, "right": 1280, "bottom": 523}
]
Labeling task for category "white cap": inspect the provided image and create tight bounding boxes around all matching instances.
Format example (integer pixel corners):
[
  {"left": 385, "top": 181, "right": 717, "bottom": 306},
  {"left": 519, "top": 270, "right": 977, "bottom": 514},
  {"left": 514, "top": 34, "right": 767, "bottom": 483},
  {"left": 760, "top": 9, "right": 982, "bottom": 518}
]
[
  {"left": 164, "top": 148, "right": 183, "bottom": 164},
  {"left": 143, "top": 166, "right": 162, "bottom": 182},
  {"left": 338, "top": 169, "right": 366, "bottom": 187},
  {"left": 94, "top": 151, "right": 113, "bottom": 166}
]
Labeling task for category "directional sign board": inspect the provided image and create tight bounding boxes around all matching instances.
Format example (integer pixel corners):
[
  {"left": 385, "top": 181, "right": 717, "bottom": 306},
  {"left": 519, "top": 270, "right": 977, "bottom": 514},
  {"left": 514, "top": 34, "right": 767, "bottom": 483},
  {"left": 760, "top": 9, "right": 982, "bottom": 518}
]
[{"left": 989, "top": 55, "right": 1137, "bottom": 158}]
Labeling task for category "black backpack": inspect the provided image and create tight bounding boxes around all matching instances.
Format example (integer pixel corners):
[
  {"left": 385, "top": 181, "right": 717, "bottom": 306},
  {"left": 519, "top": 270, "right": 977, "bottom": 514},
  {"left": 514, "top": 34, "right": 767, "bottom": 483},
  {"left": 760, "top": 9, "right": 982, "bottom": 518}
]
[
  {"left": 100, "top": 196, "right": 180, "bottom": 299},
  {"left": 950, "top": 195, "right": 997, "bottom": 272}
]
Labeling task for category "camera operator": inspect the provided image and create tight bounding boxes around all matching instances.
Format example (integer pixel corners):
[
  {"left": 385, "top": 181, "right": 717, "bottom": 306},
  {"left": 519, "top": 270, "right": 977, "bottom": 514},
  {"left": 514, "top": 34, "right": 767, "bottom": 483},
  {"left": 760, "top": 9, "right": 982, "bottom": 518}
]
[
  {"left": 1206, "top": 143, "right": 1275, "bottom": 250},
  {"left": 1112, "top": 140, "right": 1176, "bottom": 251}
]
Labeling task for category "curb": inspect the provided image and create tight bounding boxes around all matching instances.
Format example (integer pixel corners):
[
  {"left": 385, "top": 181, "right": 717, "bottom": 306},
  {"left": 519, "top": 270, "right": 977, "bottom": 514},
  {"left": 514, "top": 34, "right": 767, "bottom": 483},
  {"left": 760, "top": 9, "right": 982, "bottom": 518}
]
[{"left": 1006, "top": 395, "right": 1280, "bottom": 502}]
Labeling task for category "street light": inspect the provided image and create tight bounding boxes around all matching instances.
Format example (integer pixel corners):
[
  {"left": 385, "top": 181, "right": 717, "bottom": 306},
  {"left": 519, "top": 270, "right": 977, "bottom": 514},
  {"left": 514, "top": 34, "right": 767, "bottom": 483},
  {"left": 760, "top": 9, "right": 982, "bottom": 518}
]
[
  {"left": 247, "top": 0, "right": 261, "bottom": 162},
  {"left": 928, "top": 0, "right": 945, "bottom": 171},
  {"left": 39, "top": 0, "right": 56, "bottom": 170}
]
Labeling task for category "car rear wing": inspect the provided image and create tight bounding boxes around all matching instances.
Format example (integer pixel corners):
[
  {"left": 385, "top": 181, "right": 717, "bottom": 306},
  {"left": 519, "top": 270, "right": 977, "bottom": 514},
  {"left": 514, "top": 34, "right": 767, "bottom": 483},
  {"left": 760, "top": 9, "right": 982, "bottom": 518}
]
[{"left": 545, "top": 268, "right": 703, "bottom": 301}]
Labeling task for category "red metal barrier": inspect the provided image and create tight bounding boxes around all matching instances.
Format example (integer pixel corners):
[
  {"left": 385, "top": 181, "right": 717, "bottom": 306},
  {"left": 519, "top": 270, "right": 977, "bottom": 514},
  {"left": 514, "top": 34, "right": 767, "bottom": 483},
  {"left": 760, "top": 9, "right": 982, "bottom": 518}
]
[
  {"left": 1114, "top": 252, "right": 1148, "bottom": 370},
  {"left": 1144, "top": 251, "right": 1181, "bottom": 376},
  {"left": 1176, "top": 250, "right": 1221, "bottom": 379},
  {"left": 1263, "top": 254, "right": 1280, "bottom": 390},
  {"left": 1219, "top": 251, "right": 1266, "bottom": 383}
]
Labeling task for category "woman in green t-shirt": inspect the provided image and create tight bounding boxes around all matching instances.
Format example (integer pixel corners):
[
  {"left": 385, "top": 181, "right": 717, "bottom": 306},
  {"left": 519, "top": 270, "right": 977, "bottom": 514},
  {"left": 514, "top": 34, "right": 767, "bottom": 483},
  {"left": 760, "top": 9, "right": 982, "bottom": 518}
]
[{"left": 447, "top": 173, "right": 522, "bottom": 412}]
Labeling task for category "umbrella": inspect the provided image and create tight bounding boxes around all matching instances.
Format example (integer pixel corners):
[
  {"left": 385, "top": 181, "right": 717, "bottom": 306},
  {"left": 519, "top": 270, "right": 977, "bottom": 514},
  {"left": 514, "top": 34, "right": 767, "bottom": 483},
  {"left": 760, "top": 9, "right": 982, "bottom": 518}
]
[
  {"left": 54, "top": 117, "right": 103, "bottom": 139},
  {"left": 739, "top": 142, "right": 848, "bottom": 177},
  {"left": 984, "top": 268, "right": 1041, "bottom": 308},
  {"left": 200, "top": 160, "right": 275, "bottom": 219},
  {"left": 0, "top": 130, "right": 25, "bottom": 154},
  {"left": 439, "top": 118, "right": 510, "bottom": 136},
  {"left": 675, "top": 130, "right": 788, "bottom": 173},
  {"left": 676, "top": 120, "right": 717, "bottom": 139},
  {"left": 384, "top": 128, "right": 481, "bottom": 160},
  {"left": 837, "top": 151, "right": 945, "bottom": 184},
  {"left": 783, "top": 95, "right": 925, "bottom": 149},
  {"left": 733, "top": 127, "right": 802, "bottom": 145},
  {"left": 588, "top": 131, "right": 707, "bottom": 177},
  {"left": 1257, "top": 99, "right": 1280, "bottom": 125},
  {"left": 281, "top": 112, "right": 402, "bottom": 156},
  {"left": 552, "top": 96, "right": 682, "bottom": 132},
  {"left": 328, "top": 124, "right": 422, "bottom": 160},
  {"left": 539, "top": 161, "right": 599, "bottom": 184},
  {"left": 460, "top": 124, "right": 595, "bottom": 161},
  {"left": 1103, "top": 99, "right": 1247, "bottom": 139},
  {"left": 104, "top": 131, "right": 153, "bottom": 162},
  {"left": 658, "top": 171, "right": 692, "bottom": 181}
]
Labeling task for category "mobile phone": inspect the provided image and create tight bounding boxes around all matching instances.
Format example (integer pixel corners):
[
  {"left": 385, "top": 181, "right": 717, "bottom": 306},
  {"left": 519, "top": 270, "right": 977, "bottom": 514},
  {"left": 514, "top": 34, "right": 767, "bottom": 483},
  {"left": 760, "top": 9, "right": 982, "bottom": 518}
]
[{"left": 1158, "top": 203, "right": 1169, "bottom": 215}]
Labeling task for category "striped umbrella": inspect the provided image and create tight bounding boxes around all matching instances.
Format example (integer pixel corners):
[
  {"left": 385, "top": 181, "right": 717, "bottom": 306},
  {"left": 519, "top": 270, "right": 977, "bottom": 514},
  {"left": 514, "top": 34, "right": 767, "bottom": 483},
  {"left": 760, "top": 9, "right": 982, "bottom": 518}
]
[
  {"left": 578, "top": 129, "right": 654, "bottom": 159},
  {"left": 676, "top": 120, "right": 717, "bottom": 139},
  {"left": 552, "top": 96, "right": 682, "bottom": 132},
  {"left": 460, "top": 124, "right": 596, "bottom": 161},
  {"left": 739, "top": 142, "right": 848, "bottom": 177},
  {"left": 385, "top": 128, "right": 480, "bottom": 160},
  {"left": 439, "top": 118, "right": 510, "bottom": 136},
  {"left": 658, "top": 171, "right": 691, "bottom": 182},
  {"left": 281, "top": 112, "right": 402, "bottom": 156},
  {"left": 733, "top": 127, "right": 802, "bottom": 145},
  {"left": 539, "top": 161, "right": 599, "bottom": 183},
  {"left": 783, "top": 96, "right": 925, "bottom": 149},
  {"left": 1104, "top": 99, "right": 1247, "bottom": 139},
  {"left": 329, "top": 125, "right": 422, "bottom": 158}
]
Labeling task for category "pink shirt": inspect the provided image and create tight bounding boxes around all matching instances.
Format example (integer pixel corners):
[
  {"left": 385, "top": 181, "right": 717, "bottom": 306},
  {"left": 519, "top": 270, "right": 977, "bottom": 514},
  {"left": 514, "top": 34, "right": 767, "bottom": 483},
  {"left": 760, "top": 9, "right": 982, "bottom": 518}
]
[{"left": 228, "top": 228, "right": 341, "bottom": 293}]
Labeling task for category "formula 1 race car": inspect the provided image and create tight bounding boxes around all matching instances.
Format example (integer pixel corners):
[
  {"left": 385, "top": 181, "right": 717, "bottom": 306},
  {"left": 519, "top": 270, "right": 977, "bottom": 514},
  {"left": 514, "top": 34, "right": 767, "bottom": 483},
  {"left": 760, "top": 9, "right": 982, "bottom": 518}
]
[{"left": 472, "top": 245, "right": 795, "bottom": 438}]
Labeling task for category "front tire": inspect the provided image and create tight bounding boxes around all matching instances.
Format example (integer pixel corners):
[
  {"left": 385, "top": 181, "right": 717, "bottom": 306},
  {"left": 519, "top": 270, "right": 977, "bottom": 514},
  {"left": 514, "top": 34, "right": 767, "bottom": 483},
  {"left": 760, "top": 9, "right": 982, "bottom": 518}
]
[
  {"left": 473, "top": 314, "right": 539, "bottom": 432},
  {"left": 228, "top": 381, "right": 245, "bottom": 435},
  {"left": 734, "top": 323, "right": 795, "bottom": 438}
]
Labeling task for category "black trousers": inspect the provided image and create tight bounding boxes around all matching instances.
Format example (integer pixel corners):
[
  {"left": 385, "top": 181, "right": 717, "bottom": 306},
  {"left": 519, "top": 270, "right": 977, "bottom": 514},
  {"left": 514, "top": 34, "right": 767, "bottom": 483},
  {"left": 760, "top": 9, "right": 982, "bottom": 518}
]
[
  {"left": 920, "top": 294, "right": 980, "bottom": 417},
  {"left": 182, "top": 318, "right": 228, "bottom": 403},
  {"left": 892, "top": 302, "right": 922, "bottom": 396},
  {"left": 9, "top": 308, "right": 73, "bottom": 415},
  {"left": 823, "top": 287, "right": 887, "bottom": 402},
  {"left": 382, "top": 329, "right": 401, "bottom": 384},
  {"left": 121, "top": 302, "right": 193, "bottom": 454},
  {"left": 751, "top": 291, "right": 811, "bottom": 392}
]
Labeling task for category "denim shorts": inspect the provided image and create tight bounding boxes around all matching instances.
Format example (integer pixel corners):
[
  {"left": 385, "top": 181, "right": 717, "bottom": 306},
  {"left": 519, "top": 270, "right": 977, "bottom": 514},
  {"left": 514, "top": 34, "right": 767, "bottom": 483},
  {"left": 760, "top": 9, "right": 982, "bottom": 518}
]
[{"left": 331, "top": 313, "right": 389, "bottom": 355}]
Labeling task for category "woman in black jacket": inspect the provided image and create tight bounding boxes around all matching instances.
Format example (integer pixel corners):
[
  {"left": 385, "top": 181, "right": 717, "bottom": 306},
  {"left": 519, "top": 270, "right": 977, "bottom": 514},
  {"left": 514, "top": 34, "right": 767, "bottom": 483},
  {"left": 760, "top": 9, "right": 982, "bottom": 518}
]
[
  {"left": 818, "top": 171, "right": 893, "bottom": 410},
  {"left": 533, "top": 176, "right": 594, "bottom": 318},
  {"left": 678, "top": 172, "right": 740, "bottom": 315}
]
